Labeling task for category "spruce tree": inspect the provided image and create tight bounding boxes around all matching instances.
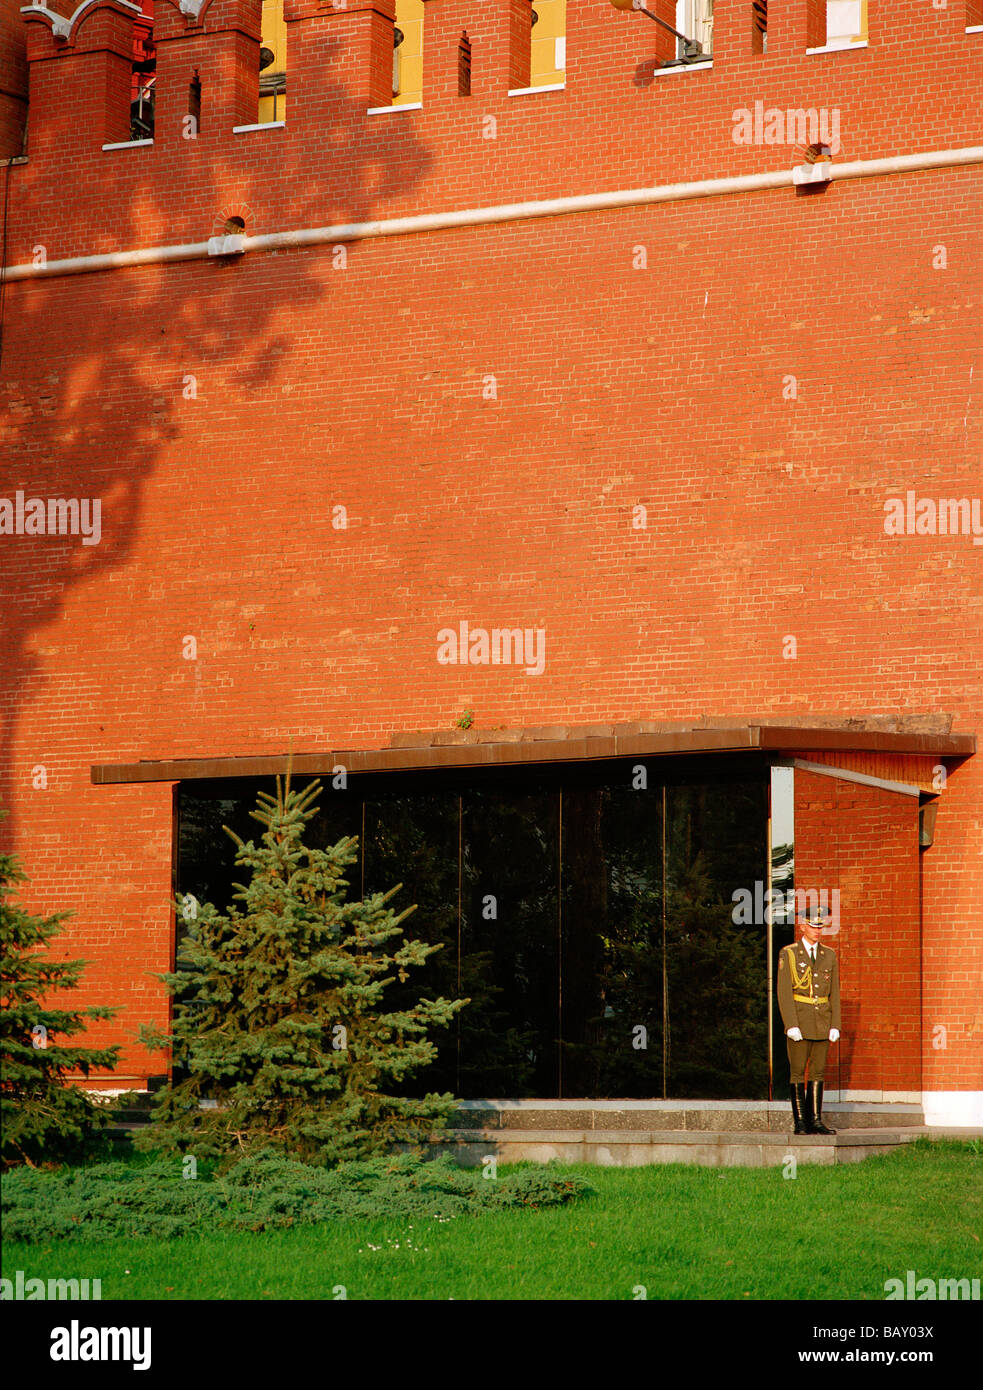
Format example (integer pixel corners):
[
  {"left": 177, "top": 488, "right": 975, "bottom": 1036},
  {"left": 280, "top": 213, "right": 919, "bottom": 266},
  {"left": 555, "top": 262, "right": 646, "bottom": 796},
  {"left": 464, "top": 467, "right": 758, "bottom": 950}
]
[
  {"left": 137, "top": 775, "right": 467, "bottom": 1165},
  {"left": 0, "top": 818, "right": 120, "bottom": 1167}
]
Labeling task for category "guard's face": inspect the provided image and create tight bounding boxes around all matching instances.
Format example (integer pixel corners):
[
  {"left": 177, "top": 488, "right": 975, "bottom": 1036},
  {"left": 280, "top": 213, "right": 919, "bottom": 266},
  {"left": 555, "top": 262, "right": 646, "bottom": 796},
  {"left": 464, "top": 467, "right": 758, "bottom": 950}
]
[{"left": 798, "top": 918, "right": 824, "bottom": 944}]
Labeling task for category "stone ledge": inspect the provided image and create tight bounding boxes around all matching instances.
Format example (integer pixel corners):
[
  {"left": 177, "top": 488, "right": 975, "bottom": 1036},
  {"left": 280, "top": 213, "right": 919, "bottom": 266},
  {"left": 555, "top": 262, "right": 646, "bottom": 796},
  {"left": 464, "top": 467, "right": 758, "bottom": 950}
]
[
  {"left": 443, "top": 1128, "right": 838, "bottom": 1146},
  {"left": 449, "top": 1102, "right": 925, "bottom": 1132},
  {"left": 431, "top": 1127, "right": 981, "bottom": 1168}
]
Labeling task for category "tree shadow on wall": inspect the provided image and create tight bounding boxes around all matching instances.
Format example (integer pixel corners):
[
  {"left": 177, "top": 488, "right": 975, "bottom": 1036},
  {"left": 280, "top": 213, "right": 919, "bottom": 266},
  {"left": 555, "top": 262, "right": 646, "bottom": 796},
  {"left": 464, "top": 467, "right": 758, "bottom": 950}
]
[{"left": 0, "top": 28, "right": 433, "bottom": 849}]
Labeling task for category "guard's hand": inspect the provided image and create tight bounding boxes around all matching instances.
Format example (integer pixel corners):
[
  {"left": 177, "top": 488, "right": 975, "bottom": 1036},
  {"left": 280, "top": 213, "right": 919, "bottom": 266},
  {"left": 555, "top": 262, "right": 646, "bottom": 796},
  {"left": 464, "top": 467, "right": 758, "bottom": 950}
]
[
  {"left": 829, "top": 1028, "right": 840, "bottom": 1043},
  {"left": 786, "top": 1027, "right": 803, "bottom": 1042}
]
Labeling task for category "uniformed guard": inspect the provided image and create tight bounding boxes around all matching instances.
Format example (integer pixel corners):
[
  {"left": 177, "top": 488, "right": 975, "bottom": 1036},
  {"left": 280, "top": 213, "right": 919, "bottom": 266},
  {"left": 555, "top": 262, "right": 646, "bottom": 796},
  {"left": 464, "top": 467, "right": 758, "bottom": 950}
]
[{"left": 777, "top": 905, "right": 841, "bottom": 1135}]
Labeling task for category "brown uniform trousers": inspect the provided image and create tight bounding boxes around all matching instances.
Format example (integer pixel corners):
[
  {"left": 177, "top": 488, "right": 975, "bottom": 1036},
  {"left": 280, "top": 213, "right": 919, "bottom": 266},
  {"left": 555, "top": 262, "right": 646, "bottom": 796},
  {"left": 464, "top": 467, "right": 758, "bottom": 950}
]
[{"left": 777, "top": 941, "right": 841, "bottom": 1083}]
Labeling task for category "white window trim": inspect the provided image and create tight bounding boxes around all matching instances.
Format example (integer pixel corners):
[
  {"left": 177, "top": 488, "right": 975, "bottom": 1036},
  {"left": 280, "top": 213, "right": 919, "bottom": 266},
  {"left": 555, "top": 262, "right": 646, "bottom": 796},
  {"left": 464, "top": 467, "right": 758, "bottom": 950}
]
[
  {"left": 509, "top": 83, "right": 566, "bottom": 96},
  {"left": 653, "top": 60, "right": 713, "bottom": 76},
  {"left": 806, "top": 39, "right": 869, "bottom": 54},
  {"left": 367, "top": 102, "right": 422, "bottom": 115}
]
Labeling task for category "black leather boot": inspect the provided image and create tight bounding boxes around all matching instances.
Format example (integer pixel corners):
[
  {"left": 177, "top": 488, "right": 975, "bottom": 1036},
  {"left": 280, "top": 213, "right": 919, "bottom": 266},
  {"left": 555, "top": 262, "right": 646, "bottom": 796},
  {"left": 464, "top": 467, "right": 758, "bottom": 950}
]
[
  {"left": 790, "top": 1083, "right": 808, "bottom": 1134},
  {"left": 807, "top": 1080, "right": 836, "bottom": 1135}
]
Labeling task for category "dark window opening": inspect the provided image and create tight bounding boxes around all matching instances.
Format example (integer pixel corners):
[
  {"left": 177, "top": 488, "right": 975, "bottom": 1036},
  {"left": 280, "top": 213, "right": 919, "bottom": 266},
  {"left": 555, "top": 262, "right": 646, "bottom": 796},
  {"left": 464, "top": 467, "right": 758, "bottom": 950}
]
[
  {"left": 177, "top": 755, "right": 771, "bottom": 1100},
  {"left": 188, "top": 72, "right": 202, "bottom": 135},
  {"left": 458, "top": 32, "right": 472, "bottom": 97}
]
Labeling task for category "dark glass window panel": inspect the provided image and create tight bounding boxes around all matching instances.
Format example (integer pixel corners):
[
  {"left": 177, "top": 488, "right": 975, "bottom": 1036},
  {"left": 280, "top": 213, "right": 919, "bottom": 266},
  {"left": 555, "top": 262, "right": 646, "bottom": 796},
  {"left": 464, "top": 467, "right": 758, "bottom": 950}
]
[
  {"left": 664, "top": 779, "right": 769, "bottom": 1099},
  {"left": 559, "top": 780, "right": 667, "bottom": 1099},
  {"left": 177, "top": 791, "right": 256, "bottom": 919},
  {"left": 461, "top": 784, "right": 560, "bottom": 1098},
  {"left": 360, "top": 792, "right": 461, "bottom": 1095}
]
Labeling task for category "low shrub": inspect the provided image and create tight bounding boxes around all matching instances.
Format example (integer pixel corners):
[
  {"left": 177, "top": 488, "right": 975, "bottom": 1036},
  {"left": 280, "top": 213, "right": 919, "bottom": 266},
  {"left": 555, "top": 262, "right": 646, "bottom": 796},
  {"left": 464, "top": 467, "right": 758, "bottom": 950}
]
[{"left": 1, "top": 1151, "right": 595, "bottom": 1240}]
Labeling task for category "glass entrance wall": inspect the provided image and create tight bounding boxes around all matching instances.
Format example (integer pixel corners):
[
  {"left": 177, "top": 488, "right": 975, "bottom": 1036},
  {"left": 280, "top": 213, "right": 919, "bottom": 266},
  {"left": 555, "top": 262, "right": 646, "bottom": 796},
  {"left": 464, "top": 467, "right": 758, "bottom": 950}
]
[{"left": 177, "top": 757, "right": 770, "bottom": 1099}]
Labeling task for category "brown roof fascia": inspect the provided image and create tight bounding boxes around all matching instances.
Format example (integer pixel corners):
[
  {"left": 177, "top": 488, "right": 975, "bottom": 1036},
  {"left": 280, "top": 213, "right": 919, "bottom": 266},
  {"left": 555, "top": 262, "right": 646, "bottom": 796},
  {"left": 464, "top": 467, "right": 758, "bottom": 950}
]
[
  {"left": 90, "top": 723, "right": 976, "bottom": 785},
  {"left": 753, "top": 726, "right": 976, "bottom": 756}
]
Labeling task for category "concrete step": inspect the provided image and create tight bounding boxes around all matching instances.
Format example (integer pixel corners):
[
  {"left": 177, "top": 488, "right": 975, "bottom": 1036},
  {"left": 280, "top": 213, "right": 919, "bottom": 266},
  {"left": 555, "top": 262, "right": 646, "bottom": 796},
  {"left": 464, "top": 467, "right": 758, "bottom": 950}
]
[
  {"left": 106, "top": 1096, "right": 935, "bottom": 1137},
  {"left": 433, "top": 1125, "right": 982, "bottom": 1168},
  {"left": 100, "top": 1091, "right": 157, "bottom": 1139},
  {"left": 101, "top": 1091, "right": 980, "bottom": 1167}
]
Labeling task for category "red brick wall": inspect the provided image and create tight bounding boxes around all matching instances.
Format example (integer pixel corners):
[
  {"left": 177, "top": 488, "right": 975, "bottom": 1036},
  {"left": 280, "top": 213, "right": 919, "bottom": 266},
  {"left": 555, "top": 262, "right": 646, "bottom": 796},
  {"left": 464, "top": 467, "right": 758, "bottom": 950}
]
[
  {"left": 921, "top": 754, "right": 983, "bottom": 1098},
  {"left": 0, "top": 0, "right": 27, "bottom": 157},
  {"left": 793, "top": 766, "right": 923, "bottom": 1095},
  {"left": 1, "top": 0, "right": 981, "bottom": 1093}
]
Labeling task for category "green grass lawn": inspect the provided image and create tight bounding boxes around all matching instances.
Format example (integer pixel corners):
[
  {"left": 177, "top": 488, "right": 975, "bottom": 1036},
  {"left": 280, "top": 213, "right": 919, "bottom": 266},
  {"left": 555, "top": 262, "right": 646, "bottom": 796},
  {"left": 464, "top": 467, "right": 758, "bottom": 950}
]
[{"left": 3, "top": 1141, "right": 980, "bottom": 1301}]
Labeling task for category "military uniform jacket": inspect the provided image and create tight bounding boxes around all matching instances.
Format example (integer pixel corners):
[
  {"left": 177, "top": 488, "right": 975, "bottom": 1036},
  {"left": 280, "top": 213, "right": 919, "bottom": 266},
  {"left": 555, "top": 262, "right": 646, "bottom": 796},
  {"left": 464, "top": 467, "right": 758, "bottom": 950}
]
[{"left": 777, "top": 941, "right": 841, "bottom": 1039}]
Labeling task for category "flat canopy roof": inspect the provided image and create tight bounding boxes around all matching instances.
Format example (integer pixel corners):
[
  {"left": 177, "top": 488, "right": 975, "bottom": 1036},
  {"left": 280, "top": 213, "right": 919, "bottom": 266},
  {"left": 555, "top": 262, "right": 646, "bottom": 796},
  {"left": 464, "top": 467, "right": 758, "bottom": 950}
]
[{"left": 90, "top": 721, "right": 976, "bottom": 785}]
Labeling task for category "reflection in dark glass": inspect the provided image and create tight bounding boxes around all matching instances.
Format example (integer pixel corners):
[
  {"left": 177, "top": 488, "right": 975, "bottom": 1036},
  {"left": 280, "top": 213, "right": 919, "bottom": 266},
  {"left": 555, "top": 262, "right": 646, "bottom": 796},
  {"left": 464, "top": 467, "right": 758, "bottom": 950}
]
[
  {"left": 361, "top": 793, "right": 461, "bottom": 1095},
  {"left": 556, "top": 772, "right": 768, "bottom": 1099},
  {"left": 177, "top": 792, "right": 256, "bottom": 921},
  {"left": 664, "top": 780, "right": 769, "bottom": 1099},
  {"left": 462, "top": 786, "right": 560, "bottom": 1098},
  {"left": 560, "top": 781, "right": 665, "bottom": 1099}
]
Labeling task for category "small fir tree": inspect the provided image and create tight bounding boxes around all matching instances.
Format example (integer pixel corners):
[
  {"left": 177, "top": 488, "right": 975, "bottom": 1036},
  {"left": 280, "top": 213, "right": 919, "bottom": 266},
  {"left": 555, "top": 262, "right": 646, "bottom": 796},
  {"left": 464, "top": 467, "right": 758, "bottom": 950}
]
[
  {"left": 137, "top": 775, "right": 467, "bottom": 1165},
  {"left": 0, "top": 820, "right": 120, "bottom": 1167}
]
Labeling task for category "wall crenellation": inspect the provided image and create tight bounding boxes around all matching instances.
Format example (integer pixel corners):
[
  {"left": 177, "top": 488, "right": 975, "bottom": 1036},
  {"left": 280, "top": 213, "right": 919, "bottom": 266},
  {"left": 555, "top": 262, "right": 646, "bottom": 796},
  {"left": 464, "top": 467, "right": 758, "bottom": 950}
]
[{"left": 3, "top": 1, "right": 980, "bottom": 267}]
